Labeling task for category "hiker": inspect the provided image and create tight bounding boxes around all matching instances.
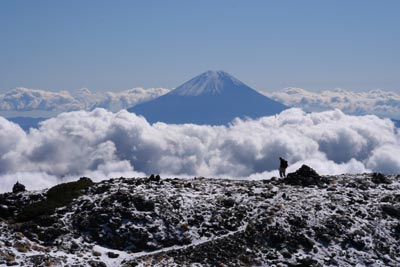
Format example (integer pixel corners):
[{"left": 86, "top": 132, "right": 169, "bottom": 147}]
[{"left": 279, "top": 157, "right": 288, "bottom": 178}]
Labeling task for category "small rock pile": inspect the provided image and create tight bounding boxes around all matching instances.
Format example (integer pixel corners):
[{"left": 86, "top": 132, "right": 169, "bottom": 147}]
[
  {"left": 12, "top": 182, "right": 26, "bottom": 194},
  {"left": 284, "top": 165, "right": 329, "bottom": 187}
]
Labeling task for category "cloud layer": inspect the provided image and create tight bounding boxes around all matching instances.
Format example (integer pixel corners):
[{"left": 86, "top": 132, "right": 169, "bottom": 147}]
[
  {"left": 0, "top": 108, "right": 399, "bottom": 192},
  {"left": 2, "top": 87, "right": 400, "bottom": 119},
  {"left": 0, "top": 87, "right": 170, "bottom": 113},
  {"left": 265, "top": 88, "right": 400, "bottom": 119}
]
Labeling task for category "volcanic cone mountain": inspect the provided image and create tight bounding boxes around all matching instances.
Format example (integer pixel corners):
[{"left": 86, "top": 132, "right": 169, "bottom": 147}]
[{"left": 128, "top": 71, "right": 288, "bottom": 124}]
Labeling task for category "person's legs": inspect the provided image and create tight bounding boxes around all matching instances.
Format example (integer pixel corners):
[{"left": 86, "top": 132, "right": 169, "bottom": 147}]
[
  {"left": 283, "top": 168, "right": 286, "bottom": 178},
  {"left": 279, "top": 168, "right": 284, "bottom": 178}
]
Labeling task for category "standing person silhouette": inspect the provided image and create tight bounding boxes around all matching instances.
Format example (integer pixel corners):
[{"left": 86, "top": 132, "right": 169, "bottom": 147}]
[{"left": 279, "top": 157, "right": 288, "bottom": 178}]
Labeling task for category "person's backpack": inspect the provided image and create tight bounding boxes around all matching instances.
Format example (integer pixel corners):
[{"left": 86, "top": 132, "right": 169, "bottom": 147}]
[{"left": 282, "top": 160, "right": 288, "bottom": 168}]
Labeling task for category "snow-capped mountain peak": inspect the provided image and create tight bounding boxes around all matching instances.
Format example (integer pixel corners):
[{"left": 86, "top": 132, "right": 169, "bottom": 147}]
[
  {"left": 128, "top": 70, "right": 288, "bottom": 124},
  {"left": 170, "top": 70, "right": 245, "bottom": 96}
]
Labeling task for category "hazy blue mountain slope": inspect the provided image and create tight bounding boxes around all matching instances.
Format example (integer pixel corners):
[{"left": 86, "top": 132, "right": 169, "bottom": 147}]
[
  {"left": 128, "top": 71, "right": 287, "bottom": 125},
  {"left": 7, "top": 117, "right": 45, "bottom": 131},
  {"left": 393, "top": 119, "right": 400, "bottom": 128}
]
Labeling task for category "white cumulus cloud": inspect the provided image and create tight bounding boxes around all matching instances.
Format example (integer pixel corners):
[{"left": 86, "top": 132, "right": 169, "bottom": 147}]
[
  {"left": 73, "top": 87, "right": 170, "bottom": 112},
  {"left": 0, "top": 87, "right": 170, "bottom": 113},
  {"left": 3, "top": 87, "right": 400, "bottom": 120},
  {"left": 0, "top": 87, "right": 82, "bottom": 112},
  {"left": 0, "top": 108, "right": 399, "bottom": 193},
  {"left": 265, "top": 88, "right": 400, "bottom": 119}
]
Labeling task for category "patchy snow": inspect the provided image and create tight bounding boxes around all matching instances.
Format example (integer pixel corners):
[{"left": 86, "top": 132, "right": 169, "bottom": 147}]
[
  {"left": 170, "top": 70, "right": 245, "bottom": 96},
  {"left": 1, "top": 173, "right": 400, "bottom": 266}
]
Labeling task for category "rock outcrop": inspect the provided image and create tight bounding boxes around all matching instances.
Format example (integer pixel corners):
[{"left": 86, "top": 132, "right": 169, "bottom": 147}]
[
  {"left": 0, "top": 173, "right": 399, "bottom": 266},
  {"left": 372, "top": 172, "right": 392, "bottom": 184},
  {"left": 12, "top": 181, "right": 26, "bottom": 194},
  {"left": 284, "top": 164, "right": 329, "bottom": 187}
]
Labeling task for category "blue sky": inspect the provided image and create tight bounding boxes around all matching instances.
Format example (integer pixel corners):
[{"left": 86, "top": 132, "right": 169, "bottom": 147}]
[{"left": 0, "top": 0, "right": 399, "bottom": 92}]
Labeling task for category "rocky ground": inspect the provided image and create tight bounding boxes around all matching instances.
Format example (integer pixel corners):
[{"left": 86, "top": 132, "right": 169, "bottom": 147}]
[{"left": 0, "top": 167, "right": 399, "bottom": 266}]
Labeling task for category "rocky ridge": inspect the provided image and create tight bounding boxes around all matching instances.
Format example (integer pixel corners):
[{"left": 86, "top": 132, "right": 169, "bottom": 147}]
[{"left": 0, "top": 169, "right": 399, "bottom": 266}]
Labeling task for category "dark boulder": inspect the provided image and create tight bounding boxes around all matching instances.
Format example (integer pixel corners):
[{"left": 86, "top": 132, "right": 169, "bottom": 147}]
[
  {"left": 381, "top": 205, "right": 400, "bottom": 219},
  {"left": 12, "top": 182, "right": 26, "bottom": 193},
  {"left": 89, "top": 261, "right": 107, "bottom": 267},
  {"left": 148, "top": 174, "right": 161, "bottom": 182},
  {"left": 220, "top": 198, "right": 236, "bottom": 208},
  {"left": 132, "top": 195, "right": 155, "bottom": 211},
  {"left": 372, "top": 173, "right": 392, "bottom": 184},
  {"left": 16, "top": 177, "right": 94, "bottom": 222},
  {"left": 106, "top": 252, "right": 119, "bottom": 258},
  {"left": 284, "top": 165, "right": 326, "bottom": 187},
  {"left": 289, "top": 257, "right": 320, "bottom": 267}
]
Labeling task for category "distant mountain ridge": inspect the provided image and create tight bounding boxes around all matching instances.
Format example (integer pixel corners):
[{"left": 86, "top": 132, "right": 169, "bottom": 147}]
[
  {"left": 2, "top": 85, "right": 400, "bottom": 120},
  {"left": 6, "top": 117, "right": 45, "bottom": 131},
  {"left": 393, "top": 119, "right": 400, "bottom": 128},
  {"left": 128, "top": 70, "right": 288, "bottom": 125}
]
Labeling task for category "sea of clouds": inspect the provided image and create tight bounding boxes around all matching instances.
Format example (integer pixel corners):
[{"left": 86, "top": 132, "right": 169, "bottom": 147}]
[
  {"left": 265, "top": 88, "right": 400, "bottom": 119},
  {"left": 2, "top": 87, "right": 400, "bottom": 119},
  {"left": 0, "top": 87, "right": 169, "bottom": 113},
  {"left": 0, "top": 108, "right": 399, "bottom": 193}
]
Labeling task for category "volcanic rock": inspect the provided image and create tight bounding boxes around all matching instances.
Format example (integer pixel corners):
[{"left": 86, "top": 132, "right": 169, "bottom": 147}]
[
  {"left": 12, "top": 182, "right": 26, "bottom": 194},
  {"left": 0, "top": 174, "right": 399, "bottom": 266},
  {"left": 372, "top": 172, "right": 392, "bottom": 184},
  {"left": 284, "top": 165, "right": 327, "bottom": 187}
]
